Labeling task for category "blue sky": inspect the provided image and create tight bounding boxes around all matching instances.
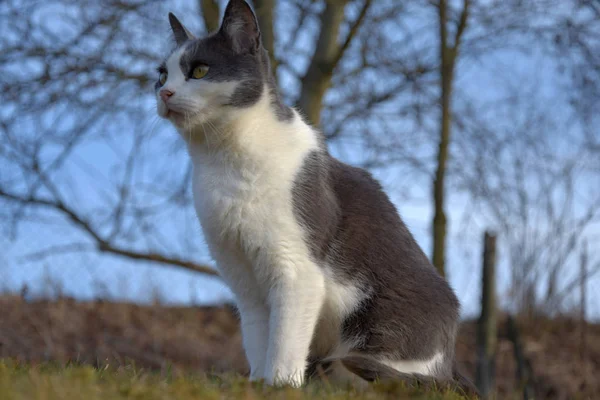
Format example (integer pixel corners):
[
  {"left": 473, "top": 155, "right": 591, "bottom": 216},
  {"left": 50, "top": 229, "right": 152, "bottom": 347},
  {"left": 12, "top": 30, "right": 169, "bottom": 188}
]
[{"left": 1, "top": 0, "right": 599, "bottom": 320}]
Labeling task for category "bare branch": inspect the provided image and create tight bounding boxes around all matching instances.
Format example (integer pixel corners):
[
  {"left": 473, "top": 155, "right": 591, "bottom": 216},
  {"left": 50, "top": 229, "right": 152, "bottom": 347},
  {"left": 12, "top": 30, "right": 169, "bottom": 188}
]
[
  {"left": 332, "top": 0, "right": 373, "bottom": 67},
  {"left": 97, "top": 243, "right": 219, "bottom": 277},
  {"left": 22, "top": 243, "right": 96, "bottom": 261},
  {"left": 0, "top": 188, "right": 219, "bottom": 277},
  {"left": 454, "top": 0, "right": 471, "bottom": 51}
]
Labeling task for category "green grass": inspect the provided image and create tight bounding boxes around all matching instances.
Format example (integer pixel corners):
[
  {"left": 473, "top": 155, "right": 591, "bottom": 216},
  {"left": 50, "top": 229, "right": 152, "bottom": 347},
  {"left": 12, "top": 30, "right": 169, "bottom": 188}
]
[{"left": 0, "top": 360, "right": 471, "bottom": 400}]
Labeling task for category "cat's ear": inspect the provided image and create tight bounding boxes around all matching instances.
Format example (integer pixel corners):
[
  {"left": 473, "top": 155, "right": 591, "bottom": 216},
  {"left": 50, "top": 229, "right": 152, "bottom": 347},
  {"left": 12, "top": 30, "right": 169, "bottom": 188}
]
[
  {"left": 169, "top": 13, "right": 195, "bottom": 46},
  {"left": 219, "top": 0, "right": 261, "bottom": 54}
]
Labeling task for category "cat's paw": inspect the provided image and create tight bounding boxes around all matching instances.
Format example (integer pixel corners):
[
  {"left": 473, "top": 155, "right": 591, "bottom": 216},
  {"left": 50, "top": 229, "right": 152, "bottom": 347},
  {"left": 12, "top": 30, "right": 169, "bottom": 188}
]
[
  {"left": 265, "top": 369, "right": 305, "bottom": 388},
  {"left": 249, "top": 365, "right": 269, "bottom": 386}
]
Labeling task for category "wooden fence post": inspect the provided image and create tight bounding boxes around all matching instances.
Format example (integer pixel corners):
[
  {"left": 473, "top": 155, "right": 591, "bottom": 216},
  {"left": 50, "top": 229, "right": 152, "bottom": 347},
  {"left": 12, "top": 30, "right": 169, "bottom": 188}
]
[
  {"left": 476, "top": 231, "right": 497, "bottom": 398},
  {"left": 580, "top": 240, "right": 588, "bottom": 377},
  {"left": 507, "top": 316, "right": 535, "bottom": 400}
]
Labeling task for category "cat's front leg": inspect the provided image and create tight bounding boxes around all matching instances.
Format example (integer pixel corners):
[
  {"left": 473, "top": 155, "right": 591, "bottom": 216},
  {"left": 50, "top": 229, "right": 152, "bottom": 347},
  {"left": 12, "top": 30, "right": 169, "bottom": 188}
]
[
  {"left": 237, "top": 300, "right": 269, "bottom": 381},
  {"left": 264, "top": 262, "right": 325, "bottom": 387},
  {"left": 210, "top": 249, "right": 269, "bottom": 381}
]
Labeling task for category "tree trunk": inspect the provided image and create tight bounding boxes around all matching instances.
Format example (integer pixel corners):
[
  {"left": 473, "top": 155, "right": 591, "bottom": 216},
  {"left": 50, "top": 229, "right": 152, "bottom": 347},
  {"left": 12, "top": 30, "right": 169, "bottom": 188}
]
[
  {"left": 199, "top": 0, "right": 220, "bottom": 33},
  {"left": 252, "top": 0, "right": 278, "bottom": 72},
  {"left": 431, "top": 79, "right": 452, "bottom": 277},
  {"left": 297, "top": 0, "right": 349, "bottom": 127},
  {"left": 431, "top": 0, "right": 469, "bottom": 277},
  {"left": 476, "top": 232, "right": 497, "bottom": 398}
]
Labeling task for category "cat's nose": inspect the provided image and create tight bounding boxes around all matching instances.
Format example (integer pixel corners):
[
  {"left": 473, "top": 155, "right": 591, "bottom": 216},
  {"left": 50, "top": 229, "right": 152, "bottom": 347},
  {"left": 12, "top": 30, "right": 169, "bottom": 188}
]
[{"left": 160, "top": 89, "right": 174, "bottom": 103}]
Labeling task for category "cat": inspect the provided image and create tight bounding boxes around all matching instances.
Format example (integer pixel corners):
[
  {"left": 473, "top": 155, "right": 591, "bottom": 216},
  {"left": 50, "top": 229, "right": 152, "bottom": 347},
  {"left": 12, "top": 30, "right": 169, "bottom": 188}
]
[{"left": 155, "top": 0, "right": 461, "bottom": 389}]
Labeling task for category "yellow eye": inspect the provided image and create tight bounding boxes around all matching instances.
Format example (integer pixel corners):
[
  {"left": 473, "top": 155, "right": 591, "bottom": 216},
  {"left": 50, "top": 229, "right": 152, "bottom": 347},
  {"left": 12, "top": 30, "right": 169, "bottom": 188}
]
[
  {"left": 192, "top": 65, "right": 209, "bottom": 79},
  {"left": 159, "top": 71, "right": 168, "bottom": 86}
]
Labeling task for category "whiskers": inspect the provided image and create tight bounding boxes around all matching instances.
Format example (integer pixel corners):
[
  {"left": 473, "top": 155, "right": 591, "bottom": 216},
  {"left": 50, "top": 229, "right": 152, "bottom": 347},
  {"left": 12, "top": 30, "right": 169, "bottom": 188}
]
[
  {"left": 151, "top": 96, "right": 237, "bottom": 153},
  {"left": 184, "top": 111, "right": 193, "bottom": 144},
  {"left": 179, "top": 108, "right": 223, "bottom": 151},
  {"left": 205, "top": 118, "right": 225, "bottom": 148}
]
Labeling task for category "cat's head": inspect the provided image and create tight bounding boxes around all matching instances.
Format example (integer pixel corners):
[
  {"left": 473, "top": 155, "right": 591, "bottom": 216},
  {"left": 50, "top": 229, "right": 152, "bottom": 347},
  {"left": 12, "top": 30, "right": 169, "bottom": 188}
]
[{"left": 155, "top": 0, "right": 272, "bottom": 131}]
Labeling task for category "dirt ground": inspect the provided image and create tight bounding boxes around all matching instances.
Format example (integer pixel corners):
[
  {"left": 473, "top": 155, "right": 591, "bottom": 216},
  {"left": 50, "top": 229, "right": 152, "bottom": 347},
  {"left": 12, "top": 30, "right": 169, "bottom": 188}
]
[{"left": 0, "top": 295, "right": 597, "bottom": 399}]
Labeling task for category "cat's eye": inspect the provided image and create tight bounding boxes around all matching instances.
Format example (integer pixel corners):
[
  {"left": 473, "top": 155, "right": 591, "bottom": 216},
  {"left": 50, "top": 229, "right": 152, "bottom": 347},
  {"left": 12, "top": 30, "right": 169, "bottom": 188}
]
[
  {"left": 159, "top": 71, "right": 168, "bottom": 86},
  {"left": 192, "top": 65, "right": 209, "bottom": 79}
]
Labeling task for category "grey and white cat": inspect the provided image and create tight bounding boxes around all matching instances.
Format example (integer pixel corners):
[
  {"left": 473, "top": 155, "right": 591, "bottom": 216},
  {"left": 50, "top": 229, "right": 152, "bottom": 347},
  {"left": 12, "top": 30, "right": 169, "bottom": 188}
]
[{"left": 155, "top": 0, "right": 460, "bottom": 388}]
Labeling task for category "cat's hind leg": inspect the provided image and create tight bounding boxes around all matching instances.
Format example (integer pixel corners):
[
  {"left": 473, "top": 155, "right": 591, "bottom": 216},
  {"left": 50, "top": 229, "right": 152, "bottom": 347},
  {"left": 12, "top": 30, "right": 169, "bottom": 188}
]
[{"left": 340, "top": 355, "right": 480, "bottom": 397}]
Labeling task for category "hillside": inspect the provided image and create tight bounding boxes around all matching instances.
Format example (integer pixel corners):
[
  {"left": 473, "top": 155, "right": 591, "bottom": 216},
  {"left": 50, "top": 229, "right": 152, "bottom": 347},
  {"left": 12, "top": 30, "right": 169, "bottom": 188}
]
[{"left": 0, "top": 295, "right": 597, "bottom": 398}]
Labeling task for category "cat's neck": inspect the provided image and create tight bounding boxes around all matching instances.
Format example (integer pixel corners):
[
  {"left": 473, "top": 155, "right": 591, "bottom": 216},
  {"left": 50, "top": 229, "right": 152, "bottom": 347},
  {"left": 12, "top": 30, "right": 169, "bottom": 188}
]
[{"left": 181, "top": 86, "right": 312, "bottom": 168}]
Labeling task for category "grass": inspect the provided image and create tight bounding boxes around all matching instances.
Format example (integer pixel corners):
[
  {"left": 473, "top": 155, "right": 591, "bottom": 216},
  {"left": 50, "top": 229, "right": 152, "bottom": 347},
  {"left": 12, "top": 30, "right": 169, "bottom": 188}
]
[{"left": 0, "top": 360, "right": 471, "bottom": 400}]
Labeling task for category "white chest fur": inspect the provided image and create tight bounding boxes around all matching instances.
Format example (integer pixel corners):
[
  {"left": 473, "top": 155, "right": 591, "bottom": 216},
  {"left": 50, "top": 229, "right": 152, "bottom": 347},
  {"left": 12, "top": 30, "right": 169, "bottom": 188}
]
[
  {"left": 188, "top": 97, "right": 319, "bottom": 291},
  {"left": 192, "top": 151, "right": 306, "bottom": 288}
]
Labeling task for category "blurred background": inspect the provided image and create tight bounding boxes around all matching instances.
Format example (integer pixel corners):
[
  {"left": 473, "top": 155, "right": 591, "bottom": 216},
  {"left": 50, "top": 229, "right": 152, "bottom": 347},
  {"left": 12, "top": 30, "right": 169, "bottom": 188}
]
[{"left": 1, "top": 0, "right": 599, "bottom": 398}]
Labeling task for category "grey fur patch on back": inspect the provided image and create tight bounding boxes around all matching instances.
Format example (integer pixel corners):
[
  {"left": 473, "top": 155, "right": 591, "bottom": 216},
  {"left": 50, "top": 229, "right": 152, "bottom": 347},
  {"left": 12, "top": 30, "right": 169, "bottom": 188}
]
[
  {"left": 291, "top": 150, "right": 341, "bottom": 261},
  {"left": 292, "top": 147, "right": 460, "bottom": 378}
]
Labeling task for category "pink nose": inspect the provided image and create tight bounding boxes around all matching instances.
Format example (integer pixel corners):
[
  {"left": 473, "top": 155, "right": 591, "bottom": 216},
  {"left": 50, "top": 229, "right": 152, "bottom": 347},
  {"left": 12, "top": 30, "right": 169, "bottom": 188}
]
[{"left": 160, "top": 89, "right": 174, "bottom": 103}]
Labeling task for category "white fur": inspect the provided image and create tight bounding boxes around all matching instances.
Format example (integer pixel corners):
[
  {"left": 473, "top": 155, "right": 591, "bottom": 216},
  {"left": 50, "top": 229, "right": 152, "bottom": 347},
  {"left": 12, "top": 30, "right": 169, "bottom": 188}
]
[
  {"left": 311, "top": 268, "right": 369, "bottom": 360},
  {"left": 382, "top": 352, "right": 444, "bottom": 376}
]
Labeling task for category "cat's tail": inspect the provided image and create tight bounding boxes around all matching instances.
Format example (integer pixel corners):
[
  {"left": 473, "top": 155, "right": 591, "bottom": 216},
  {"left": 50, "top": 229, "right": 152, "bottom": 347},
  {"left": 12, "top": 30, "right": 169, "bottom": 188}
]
[{"left": 339, "top": 356, "right": 480, "bottom": 398}]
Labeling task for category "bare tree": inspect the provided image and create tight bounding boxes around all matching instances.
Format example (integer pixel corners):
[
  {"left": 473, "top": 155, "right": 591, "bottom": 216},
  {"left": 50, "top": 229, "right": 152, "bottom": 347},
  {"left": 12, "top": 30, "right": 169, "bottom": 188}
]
[
  {"left": 453, "top": 81, "right": 600, "bottom": 315},
  {"left": 551, "top": 0, "right": 600, "bottom": 123},
  {"left": 427, "top": 0, "right": 600, "bottom": 277},
  {"left": 297, "top": 0, "right": 374, "bottom": 127}
]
